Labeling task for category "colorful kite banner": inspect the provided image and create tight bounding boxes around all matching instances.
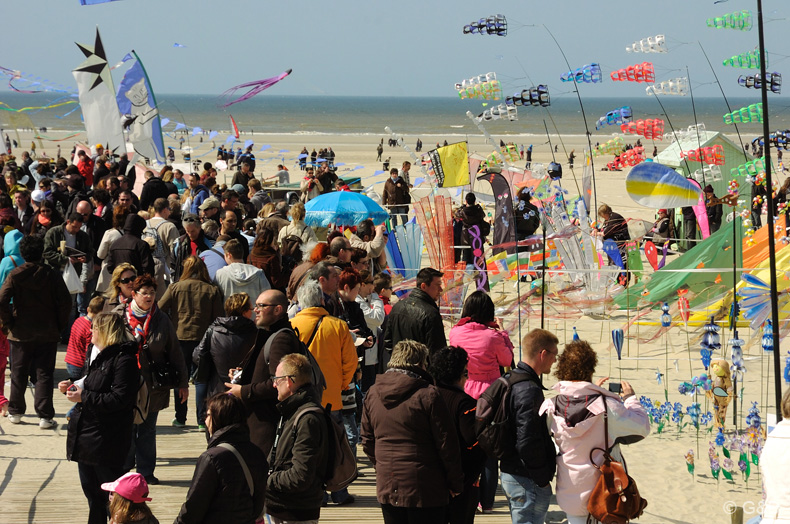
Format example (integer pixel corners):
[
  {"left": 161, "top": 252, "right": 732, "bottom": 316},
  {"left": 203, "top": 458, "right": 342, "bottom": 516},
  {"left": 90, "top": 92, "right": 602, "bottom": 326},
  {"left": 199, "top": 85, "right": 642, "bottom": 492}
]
[
  {"left": 116, "top": 50, "right": 165, "bottom": 164},
  {"left": 429, "top": 142, "right": 470, "bottom": 187}
]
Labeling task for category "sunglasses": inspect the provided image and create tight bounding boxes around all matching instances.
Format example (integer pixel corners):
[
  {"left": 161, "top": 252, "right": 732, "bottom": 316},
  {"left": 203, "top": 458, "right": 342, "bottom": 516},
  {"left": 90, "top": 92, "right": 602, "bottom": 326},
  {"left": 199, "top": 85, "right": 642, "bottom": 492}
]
[{"left": 120, "top": 277, "right": 135, "bottom": 284}]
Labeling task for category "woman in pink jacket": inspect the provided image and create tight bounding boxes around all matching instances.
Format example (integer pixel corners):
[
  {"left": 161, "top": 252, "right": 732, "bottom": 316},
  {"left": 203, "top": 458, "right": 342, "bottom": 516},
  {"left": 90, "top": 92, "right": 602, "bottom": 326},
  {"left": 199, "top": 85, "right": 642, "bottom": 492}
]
[
  {"left": 540, "top": 340, "right": 650, "bottom": 524},
  {"left": 448, "top": 290, "right": 514, "bottom": 513}
]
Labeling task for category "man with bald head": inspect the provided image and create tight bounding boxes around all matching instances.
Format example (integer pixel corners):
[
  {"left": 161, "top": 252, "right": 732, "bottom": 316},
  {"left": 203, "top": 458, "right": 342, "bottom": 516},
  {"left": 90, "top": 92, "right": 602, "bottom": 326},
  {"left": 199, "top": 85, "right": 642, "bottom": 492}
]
[
  {"left": 329, "top": 236, "right": 352, "bottom": 264},
  {"left": 226, "top": 289, "right": 304, "bottom": 456},
  {"left": 75, "top": 199, "right": 106, "bottom": 316}
]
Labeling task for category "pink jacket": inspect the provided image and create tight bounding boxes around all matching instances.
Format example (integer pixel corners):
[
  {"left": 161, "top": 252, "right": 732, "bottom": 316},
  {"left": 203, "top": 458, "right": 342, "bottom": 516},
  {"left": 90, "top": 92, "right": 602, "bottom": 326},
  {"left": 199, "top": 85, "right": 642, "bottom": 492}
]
[
  {"left": 448, "top": 320, "right": 514, "bottom": 399},
  {"left": 540, "top": 381, "right": 650, "bottom": 518}
]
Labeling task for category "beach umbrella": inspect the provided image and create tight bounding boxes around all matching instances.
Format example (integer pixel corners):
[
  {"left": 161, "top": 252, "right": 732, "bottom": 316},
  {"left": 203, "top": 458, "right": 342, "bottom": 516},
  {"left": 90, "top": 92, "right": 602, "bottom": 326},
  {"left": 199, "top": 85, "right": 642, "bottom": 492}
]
[{"left": 304, "top": 191, "right": 389, "bottom": 227}]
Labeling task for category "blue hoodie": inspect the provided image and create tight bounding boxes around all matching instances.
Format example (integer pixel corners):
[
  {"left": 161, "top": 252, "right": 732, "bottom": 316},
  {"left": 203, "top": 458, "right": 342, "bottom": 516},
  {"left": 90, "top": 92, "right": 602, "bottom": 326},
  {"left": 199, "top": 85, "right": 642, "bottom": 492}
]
[
  {"left": 190, "top": 185, "right": 210, "bottom": 215},
  {"left": 0, "top": 229, "right": 24, "bottom": 287}
]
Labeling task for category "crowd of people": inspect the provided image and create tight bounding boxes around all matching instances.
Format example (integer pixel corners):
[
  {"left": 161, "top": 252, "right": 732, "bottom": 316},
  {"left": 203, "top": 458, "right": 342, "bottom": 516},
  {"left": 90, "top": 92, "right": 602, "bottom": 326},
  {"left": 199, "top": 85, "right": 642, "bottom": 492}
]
[{"left": 0, "top": 142, "right": 786, "bottom": 524}]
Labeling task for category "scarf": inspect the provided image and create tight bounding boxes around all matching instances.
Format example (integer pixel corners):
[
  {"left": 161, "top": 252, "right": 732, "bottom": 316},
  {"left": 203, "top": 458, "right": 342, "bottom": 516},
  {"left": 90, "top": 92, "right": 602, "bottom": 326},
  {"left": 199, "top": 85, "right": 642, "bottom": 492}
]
[
  {"left": 38, "top": 213, "right": 51, "bottom": 227},
  {"left": 126, "top": 300, "right": 154, "bottom": 344}
]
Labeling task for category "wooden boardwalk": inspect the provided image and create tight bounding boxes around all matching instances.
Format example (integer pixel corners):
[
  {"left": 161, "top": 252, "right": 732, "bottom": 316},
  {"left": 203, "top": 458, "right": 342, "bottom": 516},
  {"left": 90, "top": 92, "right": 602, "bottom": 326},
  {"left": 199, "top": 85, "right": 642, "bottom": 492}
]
[{"left": 0, "top": 348, "right": 572, "bottom": 523}]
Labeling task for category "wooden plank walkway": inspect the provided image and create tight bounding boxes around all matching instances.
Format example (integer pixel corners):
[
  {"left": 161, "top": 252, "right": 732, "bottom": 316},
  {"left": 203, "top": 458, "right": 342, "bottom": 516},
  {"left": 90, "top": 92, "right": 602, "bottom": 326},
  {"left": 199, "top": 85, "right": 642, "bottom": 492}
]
[{"left": 0, "top": 347, "right": 571, "bottom": 523}]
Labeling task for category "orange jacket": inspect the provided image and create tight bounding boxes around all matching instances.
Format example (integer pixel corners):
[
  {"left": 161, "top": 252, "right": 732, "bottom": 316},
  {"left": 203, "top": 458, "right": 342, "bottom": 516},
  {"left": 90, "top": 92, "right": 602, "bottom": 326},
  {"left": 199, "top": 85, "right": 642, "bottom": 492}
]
[{"left": 290, "top": 307, "right": 357, "bottom": 411}]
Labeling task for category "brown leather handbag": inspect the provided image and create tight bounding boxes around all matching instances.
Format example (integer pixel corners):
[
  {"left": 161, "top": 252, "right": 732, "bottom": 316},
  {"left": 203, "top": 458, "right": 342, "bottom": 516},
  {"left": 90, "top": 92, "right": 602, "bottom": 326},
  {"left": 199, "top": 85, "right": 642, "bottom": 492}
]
[{"left": 586, "top": 402, "right": 648, "bottom": 524}]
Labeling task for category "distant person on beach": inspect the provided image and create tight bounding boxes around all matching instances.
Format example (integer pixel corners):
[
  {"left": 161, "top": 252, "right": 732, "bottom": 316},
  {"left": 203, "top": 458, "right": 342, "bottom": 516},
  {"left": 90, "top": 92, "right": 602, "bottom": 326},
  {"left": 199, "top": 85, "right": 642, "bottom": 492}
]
[
  {"left": 416, "top": 138, "right": 422, "bottom": 152},
  {"left": 568, "top": 149, "right": 575, "bottom": 168},
  {"left": 376, "top": 142, "right": 383, "bottom": 161},
  {"left": 382, "top": 157, "right": 390, "bottom": 171},
  {"left": 274, "top": 164, "right": 290, "bottom": 185},
  {"left": 299, "top": 147, "right": 308, "bottom": 170}
]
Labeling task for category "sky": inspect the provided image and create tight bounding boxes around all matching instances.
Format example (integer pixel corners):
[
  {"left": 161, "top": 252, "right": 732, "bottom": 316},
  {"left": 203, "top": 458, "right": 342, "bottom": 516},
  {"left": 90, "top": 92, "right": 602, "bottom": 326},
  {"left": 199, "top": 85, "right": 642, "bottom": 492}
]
[{"left": 2, "top": 0, "right": 789, "bottom": 99}]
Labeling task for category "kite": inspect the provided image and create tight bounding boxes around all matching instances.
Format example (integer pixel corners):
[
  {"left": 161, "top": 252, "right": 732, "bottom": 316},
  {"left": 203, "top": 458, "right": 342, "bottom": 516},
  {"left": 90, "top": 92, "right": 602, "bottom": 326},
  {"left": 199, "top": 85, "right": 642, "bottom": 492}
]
[
  {"left": 610, "top": 62, "right": 655, "bottom": 83},
  {"left": 681, "top": 145, "right": 725, "bottom": 165},
  {"left": 474, "top": 104, "right": 517, "bottom": 123},
  {"left": 505, "top": 85, "right": 550, "bottom": 107},
  {"left": 664, "top": 123, "right": 706, "bottom": 142},
  {"left": 456, "top": 72, "right": 502, "bottom": 100},
  {"left": 625, "top": 35, "right": 667, "bottom": 53},
  {"left": 117, "top": 50, "right": 166, "bottom": 164},
  {"left": 219, "top": 68, "right": 292, "bottom": 108},
  {"left": 723, "top": 103, "right": 763, "bottom": 125},
  {"left": 173, "top": 43, "right": 186, "bottom": 48},
  {"left": 595, "top": 106, "right": 632, "bottom": 130},
  {"left": 626, "top": 162, "right": 702, "bottom": 208},
  {"left": 646, "top": 77, "right": 689, "bottom": 96},
  {"left": 707, "top": 10, "right": 752, "bottom": 30},
  {"left": 0, "top": 100, "right": 77, "bottom": 113},
  {"left": 607, "top": 147, "right": 645, "bottom": 171},
  {"left": 73, "top": 28, "right": 125, "bottom": 156},
  {"left": 592, "top": 137, "right": 624, "bottom": 156},
  {"left": 751, "top": 131, "right": 790, "bottom": 150},
  {"left": 621, "top": 119, "right": 665, "bottom": 140},
  {"left": 229, "top": 115, "right": 239, "bottom": 139},
  {"left": 463, "top": 14, "right": 507, "bottom": 36},
  {"left": 561, "top": 63, "right": 602, "bottom": 83},
  {"left": 738, "top": 72, "right": 781, "bottom": 93},
  {"left": 723, "top": 49, "right": 762, "bottom": 69},
  {"left": 691, "top": 164, "right": 723, "bottom": 184},
  {"left": 0, "top": 65, "right": 77, "bottom": 95},
  {"left": 79, "top": 0, "right": 122, "bottom": 4},
  {"left": 730, "top": 156, "right": 767, "bottom": 178}
]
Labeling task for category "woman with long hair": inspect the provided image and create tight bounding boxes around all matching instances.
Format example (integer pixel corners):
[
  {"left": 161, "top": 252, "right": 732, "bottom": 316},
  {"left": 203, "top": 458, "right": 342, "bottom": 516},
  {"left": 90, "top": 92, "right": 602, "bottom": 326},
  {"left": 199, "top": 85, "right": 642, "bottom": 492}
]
[
  {"left": 96, "top": 205, "right": 132, "bottom": 294},
  {"left": 60, "top": 313, "right": 140, "bottom": 524},
  {"left": 540, "top": 340, "right": 650, "bottom": 524},
  {"left": 174, "top": 393, "right": 267, "bottom": 524},
  {"left": 103, "top": 263, "right": 137, "bottom": 312},
  {"left": 159, "top": 256, "right": 223, "bottom": 429},
  {"left": 448, "top": 290, "right": 514, "bottom": 513},
  {"left": 248, "top": 227, "right": 286, "bottom": 291},
  {"left": 27, "top": 199, "right": 63, "bottom": 238},
  {"left": 116, "top": 275, "right": 188, "bottom": 485}
]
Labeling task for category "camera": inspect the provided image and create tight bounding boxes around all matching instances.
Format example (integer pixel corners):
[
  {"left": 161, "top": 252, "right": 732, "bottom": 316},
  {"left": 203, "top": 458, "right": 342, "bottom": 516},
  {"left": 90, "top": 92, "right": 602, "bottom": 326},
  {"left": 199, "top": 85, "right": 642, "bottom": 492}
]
[
  {"left": 231, "top": 368, "right": 244, "bottom": 384},
  {"left": 608, "top": 382, "right": 622, "bottom": 394}
]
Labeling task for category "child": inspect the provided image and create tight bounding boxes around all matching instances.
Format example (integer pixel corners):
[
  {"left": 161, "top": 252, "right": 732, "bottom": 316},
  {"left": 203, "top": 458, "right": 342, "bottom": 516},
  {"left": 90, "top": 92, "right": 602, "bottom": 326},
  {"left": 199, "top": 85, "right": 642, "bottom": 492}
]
[
  {"left": 101, "top": 472, "right": 159, "bottom": 524},
  {"left": 65, "top": 296, "right": 105, "bottom": 381}
]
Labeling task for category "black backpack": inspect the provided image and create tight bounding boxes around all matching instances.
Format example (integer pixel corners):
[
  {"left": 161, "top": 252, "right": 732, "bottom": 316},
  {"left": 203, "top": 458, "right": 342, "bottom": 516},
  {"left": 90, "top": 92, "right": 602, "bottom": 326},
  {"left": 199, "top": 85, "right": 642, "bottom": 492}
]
[
  {"left": 475, "top": 371, "right": 535, "bottom": 459},
  {"left": 265, "top": 319, "right": 327, "bottom": 404}
]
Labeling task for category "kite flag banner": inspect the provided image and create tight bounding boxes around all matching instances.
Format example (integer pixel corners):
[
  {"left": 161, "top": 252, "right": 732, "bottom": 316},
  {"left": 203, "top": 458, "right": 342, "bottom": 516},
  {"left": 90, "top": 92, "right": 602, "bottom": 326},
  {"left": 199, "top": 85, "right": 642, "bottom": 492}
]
[
  {"left": 429, "top": 142, "right": 469, "bottom": 187},
  {"left": 80, "top": 0, "right": 122, "bottom": 4},
  {"left": 230, "top": 115, "right": 239, "bottom": 139},
  {"left": 73, "top": 28, "right": 125, "bottom": 156},
  {"left": 116, "top": 50, "right": 165, "bottom": 164}
]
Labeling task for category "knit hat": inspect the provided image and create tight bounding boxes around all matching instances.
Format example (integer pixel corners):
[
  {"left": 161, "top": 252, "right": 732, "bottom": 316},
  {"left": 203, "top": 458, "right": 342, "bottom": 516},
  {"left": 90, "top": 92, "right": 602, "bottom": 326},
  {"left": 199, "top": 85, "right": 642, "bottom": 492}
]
[
  {"left": 703, "top": 184, "right": 714, "bottom": 193},
  {"left": 100, "top": 472, "right": 152, "bottom": 503}
]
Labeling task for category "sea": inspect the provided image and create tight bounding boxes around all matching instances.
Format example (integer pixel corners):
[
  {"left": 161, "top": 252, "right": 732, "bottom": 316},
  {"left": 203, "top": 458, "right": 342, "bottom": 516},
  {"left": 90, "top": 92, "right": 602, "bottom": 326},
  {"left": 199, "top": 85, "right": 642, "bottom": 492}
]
[{"left": 1, "top": 92, "right": 789, "bottom": 139}]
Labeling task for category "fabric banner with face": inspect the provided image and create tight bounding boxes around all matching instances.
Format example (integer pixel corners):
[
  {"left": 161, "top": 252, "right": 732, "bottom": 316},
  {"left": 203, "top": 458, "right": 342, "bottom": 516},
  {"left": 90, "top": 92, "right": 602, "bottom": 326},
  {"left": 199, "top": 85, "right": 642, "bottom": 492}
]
[
  {"left": 72, "top": 28, "right": 125, "bottom": 156},
  {"left": 116, "top": 50, "right": 165, "bottom": 164},
  {"left": 429, "top": 142, "right": 470, "bottom": 187}
]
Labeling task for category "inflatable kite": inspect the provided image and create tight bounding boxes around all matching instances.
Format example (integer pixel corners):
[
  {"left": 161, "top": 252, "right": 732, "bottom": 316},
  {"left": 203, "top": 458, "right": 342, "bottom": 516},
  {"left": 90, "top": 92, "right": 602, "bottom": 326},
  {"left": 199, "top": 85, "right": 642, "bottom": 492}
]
[
  {"left": 219, "top": 68, "right": 292, "bottom": 108},
  {"left": 592, "top": 137, "right": 624, "bottom": 156},
  {"left": 560, "top": 63, "right": 602, "bottom": 83},
  {"left": 681, "top": 145, "right": 725, "bottom": 165},
  {"left": 474, "top": 103, "right": 517, "bottom": 123},
  {"left": 626, "top": 35, "right": 667, "bottom": 54},
  {"left": 723, "top": 49, "right": 762, "bottom": 69},
  {"left": 505, "top": 85, "right": 550, "bottom": 107},
  {"left": 723, "top": 103, "right": 763, "bottom": 125},
  {"left": 595, "top": 106, "right": 632, "bottom": 130},
  {"left": 621, "top": 119, "right": 665, "bottom": 140},
  {"left": 664, "top": 123, "right": 706, "bottom": 142},
  {"left": 610, "top": 62, "right": 655, "bottom": 83},
  {"left": 456, "top": 72, "right": 502, "bottom": 100},
  {"left": 738, "top": 72, "right": 781, "bottom": 93},
  {"left": 707, "top": 10, "right": 752, "bottom": 30},
  {"left": 691, "top": 164, "right": 723, "bottom": 184},
  {"left": 626, "top": 162, "right": 702, "bottom": 208},
  {"left": 607, "top": 147, "right": 645, "bottom": 170},
  {"left": 646, "top": 77, "right": 689, "bottom": 96},
  {"left": 463, "top": 14, "right": 507, "bottom": 36},
  {"left": 731, "top": 156, "right": 767, "bottom": 178}
]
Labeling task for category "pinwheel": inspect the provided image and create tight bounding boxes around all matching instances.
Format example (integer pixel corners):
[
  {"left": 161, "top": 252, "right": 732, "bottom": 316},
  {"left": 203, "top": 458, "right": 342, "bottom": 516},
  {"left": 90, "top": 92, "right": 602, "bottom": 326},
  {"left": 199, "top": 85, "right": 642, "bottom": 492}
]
[
  {"left": 595, "top": 106, "right": 632, "bottom": 130},
  {"left": 612, "top": 329, "right": 624, "bottom": 360},
  {"left": 560, "top": 63, "right": 602, "bottom": 83},
  {"left": 463, "top": 14, "right": 507, "bottom": 36},
  {"left": 738, "top": 72, "right": 781, "bottom": 93},
  {"left": 626, "top": 35, "right": 667, "bottom": 53},
  {"left": 761, "top": 319, "right": 774, "bottom": 351},
  {"left": 700, "top": 317, "right": 721, "bottom": 370},
  {"left": 738, "top": 273, "right": 790, "bottom": 329},
  {"left": 610, "top": 62, "right": 655, "bottom": 83},
  {"left": 646, "top": 77, "right": 689, "bottom": 96}
]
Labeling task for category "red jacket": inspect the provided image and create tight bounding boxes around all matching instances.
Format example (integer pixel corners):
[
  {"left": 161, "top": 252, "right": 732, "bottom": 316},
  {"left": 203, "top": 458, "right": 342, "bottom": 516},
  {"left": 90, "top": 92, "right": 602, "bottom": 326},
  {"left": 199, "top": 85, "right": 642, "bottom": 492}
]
[
  {"left": 65, "top": 315, "right": 92, "bottom": 368},
  {"left": 77, "top": 157, "right": 94, "bottom": 187}
]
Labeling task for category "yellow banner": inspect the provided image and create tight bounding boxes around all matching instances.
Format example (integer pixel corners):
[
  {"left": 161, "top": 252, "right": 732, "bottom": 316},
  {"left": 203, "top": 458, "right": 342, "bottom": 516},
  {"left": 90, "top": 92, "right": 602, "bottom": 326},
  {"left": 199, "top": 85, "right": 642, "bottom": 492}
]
[{"left": 437, "top": 142, "right": 470, "bottom": 187}]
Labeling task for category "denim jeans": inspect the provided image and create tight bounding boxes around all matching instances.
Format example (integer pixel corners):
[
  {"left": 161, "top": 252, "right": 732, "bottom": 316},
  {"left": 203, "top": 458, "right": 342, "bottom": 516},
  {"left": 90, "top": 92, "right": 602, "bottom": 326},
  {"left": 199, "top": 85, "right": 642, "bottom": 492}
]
[
  {"left": 127, "top": 410, "right": 159, "bottom": 477},
  {"left": 479, "top": 455, "right": 499, "bottom": 510},
  {"left": 500, "top": 471, "right": 552, "bottom": 524},
  {"left": 341, "top": 410, "right": 359, "bottom": 456},
  {"left": 195, "top": 382, "right": 207, "bottom": 427}
]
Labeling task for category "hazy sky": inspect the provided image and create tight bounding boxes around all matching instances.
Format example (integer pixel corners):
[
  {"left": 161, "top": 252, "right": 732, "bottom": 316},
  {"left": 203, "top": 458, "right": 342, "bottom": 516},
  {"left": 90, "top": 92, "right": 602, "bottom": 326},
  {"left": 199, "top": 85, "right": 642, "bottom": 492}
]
[{"left": 3, "top": 0, "right": 789, "bottom": 99}]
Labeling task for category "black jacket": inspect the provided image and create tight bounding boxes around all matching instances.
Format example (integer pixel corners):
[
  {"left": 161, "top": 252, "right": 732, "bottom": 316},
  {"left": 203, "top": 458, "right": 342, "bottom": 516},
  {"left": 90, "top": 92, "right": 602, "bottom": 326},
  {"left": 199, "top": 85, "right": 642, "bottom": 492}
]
[
  {"left": 266, "top": 386, "right": 329, "bottom": 522},
  {"left": 42, "top": 224, "right": 94, "bottom": 275},
  {"left": 499, "top": 362, "right": 557, "bottom": 486},
  {"left": 338, "top": 298, "right": 373, "bottom": 357},
  {"left": 106, "top": 214, "right": 155, "bottom": 276},
  {"left": 194, "top": 315, "right": 257, "bottom": 397},
  {"left": 139, "top": 177, "right": 171, "bottom": 211},
  {"left": 175, "top": 424, "right": 267, "bottom": 524},
  {"left": 173, "top": 231, "right": 213, "bottom": 282},
  {"left": 436, "top": 382, "right": 486, "bottom": 490},
  {"left": 383, "top": 288, "right": 446, "bottom": 354},
  {"left": 66, "top": 342, "right": 140, "bottom": 467}
]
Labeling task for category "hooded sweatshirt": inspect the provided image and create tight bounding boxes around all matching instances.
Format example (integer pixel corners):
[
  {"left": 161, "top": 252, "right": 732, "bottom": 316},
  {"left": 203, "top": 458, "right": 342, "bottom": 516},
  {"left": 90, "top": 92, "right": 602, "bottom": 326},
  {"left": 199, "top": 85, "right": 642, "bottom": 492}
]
[
  {"left": 213, "top": 262, "right": 271, "bottom": 301},
  {"left": 0, "top": 229, "right": 24, "bottom": 286},
  {"left": 105, "top": 214, "right": 155, "bottom": 277}
]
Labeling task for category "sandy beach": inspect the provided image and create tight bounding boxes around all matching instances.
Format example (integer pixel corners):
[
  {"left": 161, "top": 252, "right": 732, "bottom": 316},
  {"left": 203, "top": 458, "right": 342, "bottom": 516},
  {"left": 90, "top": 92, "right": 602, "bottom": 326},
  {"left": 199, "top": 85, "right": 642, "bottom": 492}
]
[{"left": 0, "top": 128, "right": 778, "bottom": 524}]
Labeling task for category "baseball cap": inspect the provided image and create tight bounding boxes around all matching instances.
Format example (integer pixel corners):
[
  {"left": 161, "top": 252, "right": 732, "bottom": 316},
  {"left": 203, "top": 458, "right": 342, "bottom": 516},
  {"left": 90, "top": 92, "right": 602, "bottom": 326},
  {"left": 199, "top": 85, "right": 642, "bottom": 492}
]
[
  {"left": 658, "top": 209, "right": 668, "bottom": 214},
  {"left": 198, "top": 197, "right": 220, "bottom": 210},
  {"left": 31, "top": 189, "right": 45, "bottom": 203},
  {"left": 100, "top": 472, "right": 152, "bottom": 503}
]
